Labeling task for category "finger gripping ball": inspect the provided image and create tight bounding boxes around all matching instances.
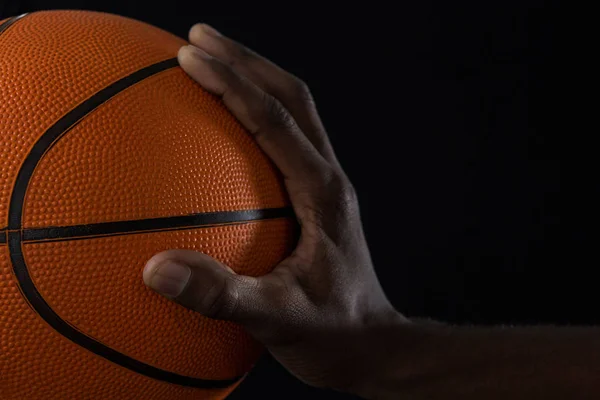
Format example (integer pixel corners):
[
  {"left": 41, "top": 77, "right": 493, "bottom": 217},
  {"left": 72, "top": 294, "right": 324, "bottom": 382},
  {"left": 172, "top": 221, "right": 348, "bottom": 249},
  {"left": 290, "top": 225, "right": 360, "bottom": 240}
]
[{"left": 0, "top": 11, "right": 294, "bottom": 399}]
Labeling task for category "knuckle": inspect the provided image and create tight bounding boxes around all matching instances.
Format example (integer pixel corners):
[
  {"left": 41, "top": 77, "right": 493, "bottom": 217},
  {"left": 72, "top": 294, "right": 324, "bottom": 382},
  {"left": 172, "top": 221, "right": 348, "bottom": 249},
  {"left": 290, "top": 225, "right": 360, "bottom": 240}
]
[
  {"left": 292, "top": 77, "right": 312, "bottom": 97},
  {"left": 288, "top": 77, "right": 314, "bottom": 104},
  {"left": 227, "top": 43, "right": 255, "bottom": 68},
  {"left": 336, "top": 179, "right": 359, "bottom": 216},
  {"left": 324, "top": 173, "right": 359, "bottom": 214},
  {"left": 235, "top": 43, "right": 255, "bottom": 61},
  {"left": 299, "top": 171, "right": 359, "bottom": 225},
  {"left": 261, "top": 92, "right": 296, "bottom": 131},
  {"left": 312, "top": 165, "right": 339, "bottom": 190},
  {"left": 337, "top": 179, "right": 358, "bottom": 209},
  {"left": 199, "top": 276, "right": 239, "bottom": 320}
]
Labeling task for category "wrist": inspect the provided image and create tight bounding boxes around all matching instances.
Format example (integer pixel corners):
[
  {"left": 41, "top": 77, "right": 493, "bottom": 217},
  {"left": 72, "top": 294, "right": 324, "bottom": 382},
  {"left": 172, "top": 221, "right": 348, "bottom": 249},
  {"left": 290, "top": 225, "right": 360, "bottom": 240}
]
[
  {"left": 344, "top": 313, "right": 445, "bottom": 399},
  {"left": 337, "top": 310, "right": 415, "bottom": 397}
]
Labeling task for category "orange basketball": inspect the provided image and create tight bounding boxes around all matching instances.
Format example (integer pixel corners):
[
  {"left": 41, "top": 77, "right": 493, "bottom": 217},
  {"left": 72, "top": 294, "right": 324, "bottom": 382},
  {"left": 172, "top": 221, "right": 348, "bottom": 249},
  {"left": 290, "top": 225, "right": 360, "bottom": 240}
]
[{"left": 0, "top": 10, "right": 294, "bottom": 399}]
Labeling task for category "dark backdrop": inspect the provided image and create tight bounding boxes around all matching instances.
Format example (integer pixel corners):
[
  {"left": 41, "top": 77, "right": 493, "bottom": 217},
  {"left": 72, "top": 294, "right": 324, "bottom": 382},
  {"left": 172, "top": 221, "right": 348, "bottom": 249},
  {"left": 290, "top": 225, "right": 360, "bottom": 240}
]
[{"left": 2, "top": 2, "right": 572, "bottom": 399}]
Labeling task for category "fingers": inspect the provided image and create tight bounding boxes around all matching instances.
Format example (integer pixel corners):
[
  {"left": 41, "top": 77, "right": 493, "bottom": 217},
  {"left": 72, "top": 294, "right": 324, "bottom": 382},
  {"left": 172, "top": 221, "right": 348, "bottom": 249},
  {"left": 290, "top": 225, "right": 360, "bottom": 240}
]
[
  {"left": 186, "top": 23, "right": 339, "bottom": 166},
  {"left": 143, "top": 249, "right": 272, "bottom": 324},
  {"left": 178, "top": 45, "right": 330, "bottom": 181}
]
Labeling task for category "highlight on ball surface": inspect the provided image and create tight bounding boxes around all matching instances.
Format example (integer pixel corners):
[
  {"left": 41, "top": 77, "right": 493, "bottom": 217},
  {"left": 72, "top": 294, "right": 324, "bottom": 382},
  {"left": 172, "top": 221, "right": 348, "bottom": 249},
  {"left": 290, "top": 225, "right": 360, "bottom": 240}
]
[{"left": 0, "top": 11, "right": 295, "bottom": 399}]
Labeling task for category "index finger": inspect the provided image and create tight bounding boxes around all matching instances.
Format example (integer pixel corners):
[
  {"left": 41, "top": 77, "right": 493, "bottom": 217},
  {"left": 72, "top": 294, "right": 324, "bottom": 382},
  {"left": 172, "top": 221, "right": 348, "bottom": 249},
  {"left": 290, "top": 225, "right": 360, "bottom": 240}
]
[
  {"left": 178, "top": 45, "right": 331, "bottom": 182},
  {"left": 188, "top": 24, "right": 339, "bottom": 166}
]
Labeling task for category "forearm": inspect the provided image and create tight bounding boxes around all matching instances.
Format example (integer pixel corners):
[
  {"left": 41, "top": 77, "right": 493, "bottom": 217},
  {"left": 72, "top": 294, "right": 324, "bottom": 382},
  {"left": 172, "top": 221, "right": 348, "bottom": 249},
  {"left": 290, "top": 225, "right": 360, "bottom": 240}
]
[{"left": 350, "top": 318, "right": 600, "bottom": 400}]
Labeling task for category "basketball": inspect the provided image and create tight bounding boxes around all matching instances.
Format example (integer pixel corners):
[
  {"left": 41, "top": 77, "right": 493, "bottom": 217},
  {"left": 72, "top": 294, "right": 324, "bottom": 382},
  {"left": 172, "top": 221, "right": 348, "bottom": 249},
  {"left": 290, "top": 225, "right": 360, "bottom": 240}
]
[{"left": 0, "top": 10, "right": 294, "bottom": 399}]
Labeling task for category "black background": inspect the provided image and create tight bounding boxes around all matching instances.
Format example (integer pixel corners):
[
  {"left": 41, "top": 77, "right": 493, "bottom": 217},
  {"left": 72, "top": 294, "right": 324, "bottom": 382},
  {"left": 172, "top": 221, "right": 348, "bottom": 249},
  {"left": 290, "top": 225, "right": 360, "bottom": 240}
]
[{"left": 1, "top": 1, "right": 573, "bottom": 399}]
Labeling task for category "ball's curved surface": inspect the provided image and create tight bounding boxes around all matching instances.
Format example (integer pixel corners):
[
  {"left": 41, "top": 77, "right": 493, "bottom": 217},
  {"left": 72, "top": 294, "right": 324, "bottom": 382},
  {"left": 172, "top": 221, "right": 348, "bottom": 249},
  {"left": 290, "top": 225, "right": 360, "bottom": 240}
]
[{"left": 0, "top": 10, "right": 294, "bottom": 399}]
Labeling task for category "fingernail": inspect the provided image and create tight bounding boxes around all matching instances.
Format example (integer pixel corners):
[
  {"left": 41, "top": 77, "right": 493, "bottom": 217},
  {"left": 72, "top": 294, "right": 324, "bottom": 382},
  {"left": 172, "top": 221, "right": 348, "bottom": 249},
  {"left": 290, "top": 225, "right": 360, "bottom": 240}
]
[
  {"left": 146, "top": 261, "right": 191, "bottom": 298},
  {"left": 183, "top": 44, "right": 212, "bottom": 60},
  {"left": 201, "top": 24, "right": 221, "bottom": 37}
]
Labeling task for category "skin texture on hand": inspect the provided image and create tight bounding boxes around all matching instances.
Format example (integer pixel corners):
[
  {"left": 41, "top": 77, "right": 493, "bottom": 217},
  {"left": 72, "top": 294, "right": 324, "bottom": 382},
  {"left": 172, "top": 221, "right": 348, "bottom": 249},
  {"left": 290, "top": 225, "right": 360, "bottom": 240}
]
[
  {"left": 143, "top": 24, "right": 600, "bottom": 400},
  {"left": 142, "top": 23, "right": 406, "bottom": 394}
]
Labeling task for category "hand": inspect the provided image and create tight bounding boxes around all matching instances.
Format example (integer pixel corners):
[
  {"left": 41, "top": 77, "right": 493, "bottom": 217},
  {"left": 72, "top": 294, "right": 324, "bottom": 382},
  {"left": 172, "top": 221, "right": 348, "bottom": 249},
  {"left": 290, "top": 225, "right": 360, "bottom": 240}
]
[
  {"left": 143, "top": 23, "right": 406, "bottom": 394},
  {"left": 141, "top": 23, "right": 600, "bottom": 400}
]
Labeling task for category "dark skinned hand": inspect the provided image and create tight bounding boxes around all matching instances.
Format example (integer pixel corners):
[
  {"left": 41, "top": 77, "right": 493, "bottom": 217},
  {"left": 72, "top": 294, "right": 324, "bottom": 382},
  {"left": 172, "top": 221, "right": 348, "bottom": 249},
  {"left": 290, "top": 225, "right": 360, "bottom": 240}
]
[
  {"left": 143, "top": 23, "right": 600, "bottom": 400},
  {"left": 142, "top": 23, "right": 406, "bottom": 396}
]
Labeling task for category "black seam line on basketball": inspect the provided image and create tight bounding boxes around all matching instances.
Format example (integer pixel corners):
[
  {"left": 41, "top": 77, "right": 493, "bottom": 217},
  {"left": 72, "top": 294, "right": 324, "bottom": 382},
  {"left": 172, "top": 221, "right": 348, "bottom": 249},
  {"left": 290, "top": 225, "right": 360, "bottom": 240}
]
[
  {"left": 9, "top": 232, "right": 243, "bottom": 389},
  {"left": 8, "top": 57, "right": 179, "bottom": 229},
  {"left": 21, "top": 207, "right": 294, "bottom": 242},
  {"left": 20, "top": 220, "right": 283, "bottom": 244},
  {"left": 0, "top": 13, "right": 27, "bottom": 36},
  {"left": 8, "top": 57, "right": 243, "bottom": 388},
  {"left": 2, "top": 208, "right": 295, "bottom": 245}
]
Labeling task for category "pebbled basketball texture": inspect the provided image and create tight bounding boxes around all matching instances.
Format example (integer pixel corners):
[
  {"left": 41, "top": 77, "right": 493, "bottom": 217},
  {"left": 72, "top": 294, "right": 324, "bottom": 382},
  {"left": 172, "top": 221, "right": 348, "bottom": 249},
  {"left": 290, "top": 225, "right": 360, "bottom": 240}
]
[{"left": 0, "top": 10, "right": 295, "bottom": 400}]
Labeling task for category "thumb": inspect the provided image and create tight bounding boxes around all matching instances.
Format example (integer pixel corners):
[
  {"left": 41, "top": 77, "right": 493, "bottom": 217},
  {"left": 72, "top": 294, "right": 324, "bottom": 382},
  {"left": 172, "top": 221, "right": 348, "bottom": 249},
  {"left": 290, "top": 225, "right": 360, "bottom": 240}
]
[{"left": 143, "top": 249, "right": 269, "bottom": 324}]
